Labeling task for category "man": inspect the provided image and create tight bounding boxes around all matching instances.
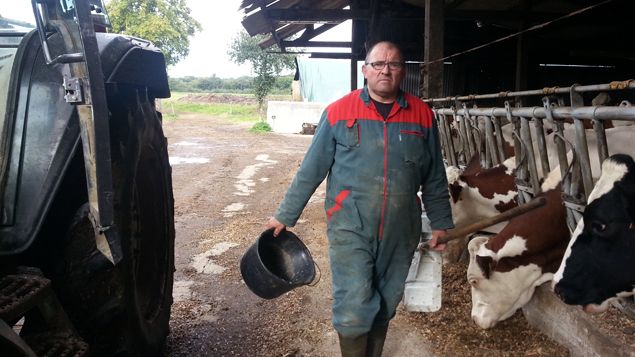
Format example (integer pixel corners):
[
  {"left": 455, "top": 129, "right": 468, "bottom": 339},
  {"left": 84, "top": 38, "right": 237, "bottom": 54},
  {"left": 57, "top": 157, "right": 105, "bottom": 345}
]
[{"left": 266, "top": 41, "right": 453, "bottom": 356}]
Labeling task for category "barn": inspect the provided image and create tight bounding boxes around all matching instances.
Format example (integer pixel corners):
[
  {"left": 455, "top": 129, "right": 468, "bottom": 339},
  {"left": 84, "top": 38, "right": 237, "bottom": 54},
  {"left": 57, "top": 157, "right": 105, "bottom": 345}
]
[{"left": 240, "top": 0, "right": 635, "bottom": 354}]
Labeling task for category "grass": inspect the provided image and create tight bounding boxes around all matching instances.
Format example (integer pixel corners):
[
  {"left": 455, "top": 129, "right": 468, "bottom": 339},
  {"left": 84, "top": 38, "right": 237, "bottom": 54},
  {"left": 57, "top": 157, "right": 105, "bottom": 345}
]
[{"left": 159, "top": 92, "right": 265, "bottom": 123}]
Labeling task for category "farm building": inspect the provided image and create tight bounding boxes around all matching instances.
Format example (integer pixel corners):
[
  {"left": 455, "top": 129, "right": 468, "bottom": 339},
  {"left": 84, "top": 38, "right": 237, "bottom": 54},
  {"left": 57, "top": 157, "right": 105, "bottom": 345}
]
[{"left": 241, "top": 0, "right": 635, "bottom": 355}]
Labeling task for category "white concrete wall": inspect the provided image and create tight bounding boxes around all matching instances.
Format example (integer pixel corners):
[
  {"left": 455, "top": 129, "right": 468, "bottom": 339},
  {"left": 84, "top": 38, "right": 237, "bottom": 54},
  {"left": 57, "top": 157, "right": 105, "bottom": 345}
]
[{"left": 266, "top": 101, "right": 327, "bottom": 134}]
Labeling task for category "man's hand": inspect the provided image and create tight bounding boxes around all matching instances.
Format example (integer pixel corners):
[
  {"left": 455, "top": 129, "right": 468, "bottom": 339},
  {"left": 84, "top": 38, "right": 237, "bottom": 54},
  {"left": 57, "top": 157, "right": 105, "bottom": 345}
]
[
  {"left": 429, "top": 230, "right": 447, "bottom": 251},
  {"left": 266, "top": 217, "right": 286, "bottom": 237}
]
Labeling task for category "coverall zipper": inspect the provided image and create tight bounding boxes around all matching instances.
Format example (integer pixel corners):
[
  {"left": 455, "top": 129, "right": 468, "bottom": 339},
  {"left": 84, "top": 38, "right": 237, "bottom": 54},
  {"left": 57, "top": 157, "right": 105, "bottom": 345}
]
[{"left": 379, "top": 120, "right": 388, "bottom": 240}]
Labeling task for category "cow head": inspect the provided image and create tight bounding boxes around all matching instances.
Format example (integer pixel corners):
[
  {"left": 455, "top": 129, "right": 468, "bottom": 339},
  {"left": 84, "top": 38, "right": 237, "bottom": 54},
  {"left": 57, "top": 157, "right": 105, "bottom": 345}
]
[
  {"left": 467, "top": 236, "right": 551, "bottom": 329},
  {"left": 446, "top": 155, "right": 517, "bottom": 228},
  {"left": 553, "top": 154, "right": 635, "bottom": 313},
  {"left": 466, "top": 187, "right": 569, "bottom": 329}
]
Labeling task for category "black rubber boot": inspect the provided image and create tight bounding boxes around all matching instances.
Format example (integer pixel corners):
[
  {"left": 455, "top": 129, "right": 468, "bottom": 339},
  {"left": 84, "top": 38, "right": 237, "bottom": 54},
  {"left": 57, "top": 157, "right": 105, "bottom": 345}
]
[
  {"left": 338, "top": 333, "right": 368, "bottom": 357},
  {"left": 366, "top": 324, "right": 388, "bottom": 357}
]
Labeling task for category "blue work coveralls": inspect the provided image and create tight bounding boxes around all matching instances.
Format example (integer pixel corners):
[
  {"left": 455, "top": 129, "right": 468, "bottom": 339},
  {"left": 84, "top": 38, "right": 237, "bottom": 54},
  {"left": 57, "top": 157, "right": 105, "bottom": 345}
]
[{"left": 275, "top": 86, "right": 453, "bottom": 337}]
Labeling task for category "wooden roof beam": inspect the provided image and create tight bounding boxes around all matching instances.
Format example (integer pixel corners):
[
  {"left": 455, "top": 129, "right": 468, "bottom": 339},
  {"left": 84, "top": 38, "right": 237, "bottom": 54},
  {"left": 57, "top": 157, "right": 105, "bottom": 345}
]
[
  {"left": 281, "top": 40, "right": 352, "bottom": 48},
  {"left": 446, "top": 9, "right": 563, "bottom": 23},
  {"left": 258, "top": 0, "right": 285, "bottom": 51},
  {"left": 296, "top": 24, "right": 338, "bottom": 41},
  {"left": 258, "top": 24, "right": 306, "bottom": 49},
  {"left": 241, "top": 0, "right": 303, "bottom": 36},
  {"left": 309, "top": 52, "right": 354, "bottom": 59},
  {"left": 267, "top": 9, "right": 369, "bottom": 24}
]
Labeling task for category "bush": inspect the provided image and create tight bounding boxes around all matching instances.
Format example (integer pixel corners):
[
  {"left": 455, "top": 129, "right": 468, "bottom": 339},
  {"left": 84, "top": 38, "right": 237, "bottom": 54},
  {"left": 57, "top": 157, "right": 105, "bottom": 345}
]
[{"left": 250, "top": 121, "right": 272, "bottom": 133}]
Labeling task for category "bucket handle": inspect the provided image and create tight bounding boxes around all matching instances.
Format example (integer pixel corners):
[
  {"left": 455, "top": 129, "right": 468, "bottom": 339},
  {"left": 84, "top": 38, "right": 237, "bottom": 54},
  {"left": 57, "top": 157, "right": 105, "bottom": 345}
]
[{"left": 308, "top": 261, "right": 321, "bottom": 287}]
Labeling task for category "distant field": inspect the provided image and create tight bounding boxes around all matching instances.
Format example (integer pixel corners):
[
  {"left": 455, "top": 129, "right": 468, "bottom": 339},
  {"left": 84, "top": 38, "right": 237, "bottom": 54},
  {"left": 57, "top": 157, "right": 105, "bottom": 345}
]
[{"left": 159, "top": 92, "right": 292, "bottom": 122}]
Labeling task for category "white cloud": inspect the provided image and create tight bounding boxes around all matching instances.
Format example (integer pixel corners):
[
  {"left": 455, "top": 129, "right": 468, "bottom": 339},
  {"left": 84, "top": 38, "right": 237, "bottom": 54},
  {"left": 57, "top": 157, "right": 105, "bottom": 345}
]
[
  {"left": 3, "top": 1, "right": 352, "bottom": 79},
  {"left": 169, "top": 1, "right": 352, "bottom": 79},
  {"left": 2, "top": 3, "right": 36, "bottom": 23},
  {"left": 168, "top": 1, "right": 252, "bottom": 78}
]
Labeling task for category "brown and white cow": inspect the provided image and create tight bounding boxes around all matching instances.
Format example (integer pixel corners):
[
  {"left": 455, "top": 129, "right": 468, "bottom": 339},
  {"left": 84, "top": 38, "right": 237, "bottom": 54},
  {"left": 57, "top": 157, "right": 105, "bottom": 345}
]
[
  {"left": 552, "top": 154, "right": 635, "bottom": 313},
  {"left": 465, "top": 128, "right": 635, "bottom": 329},
  {"left": 444, "top": 154, "right": 518, "bottom": 262},
  {"left": 466, "top": 175, "right": 570, "bottom": 329}
]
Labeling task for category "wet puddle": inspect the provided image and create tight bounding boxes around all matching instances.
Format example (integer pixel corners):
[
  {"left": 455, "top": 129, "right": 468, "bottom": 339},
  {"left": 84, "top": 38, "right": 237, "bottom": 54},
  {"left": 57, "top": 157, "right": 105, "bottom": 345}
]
[
  {"left": 234, "top": 154, "right": 278, "bottom": 196},
  {"left": 173, "top": 280, "right": 200, "bottom": 301},
  {"left": 169, "top": 156, "right": 210, "bottom": 165},
  {"left": 190, "top": 242, "right": 239, "bottom": 275}
]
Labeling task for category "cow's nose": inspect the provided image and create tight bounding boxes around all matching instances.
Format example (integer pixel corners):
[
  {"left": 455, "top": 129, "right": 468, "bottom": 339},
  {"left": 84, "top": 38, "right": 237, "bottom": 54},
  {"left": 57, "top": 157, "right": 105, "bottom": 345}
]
[{"left": 472, "top": 315, "right": 494, "bottom": 329}]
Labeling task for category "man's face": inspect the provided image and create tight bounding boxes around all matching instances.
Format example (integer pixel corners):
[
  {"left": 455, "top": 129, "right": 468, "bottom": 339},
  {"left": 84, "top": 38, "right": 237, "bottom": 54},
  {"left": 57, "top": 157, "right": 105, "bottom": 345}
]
[{"left": 362, "top": 43, "right": 405, "bottom": 102}]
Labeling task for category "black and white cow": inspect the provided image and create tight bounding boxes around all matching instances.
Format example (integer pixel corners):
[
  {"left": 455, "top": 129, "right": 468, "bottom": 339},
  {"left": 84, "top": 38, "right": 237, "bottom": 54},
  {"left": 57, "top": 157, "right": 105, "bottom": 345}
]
[{"left": 553, "top": 153, "right": 635, "bottom": 313}]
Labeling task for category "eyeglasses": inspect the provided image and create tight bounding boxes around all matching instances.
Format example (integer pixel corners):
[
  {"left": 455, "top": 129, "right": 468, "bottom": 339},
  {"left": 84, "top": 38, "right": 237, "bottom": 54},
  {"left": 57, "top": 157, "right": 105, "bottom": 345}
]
[{"left": 366, "top": 61, "right": 404, "bottom": 70}]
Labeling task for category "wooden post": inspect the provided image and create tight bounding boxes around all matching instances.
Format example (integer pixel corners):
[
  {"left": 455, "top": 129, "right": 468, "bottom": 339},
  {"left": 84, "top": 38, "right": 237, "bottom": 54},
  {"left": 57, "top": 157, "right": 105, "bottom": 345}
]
[
  {"left": 350, "top": 0, "right": 359, "bottom": 91},
  {"left": 422, "top": 0, "right": 444, "bottom": 99}
]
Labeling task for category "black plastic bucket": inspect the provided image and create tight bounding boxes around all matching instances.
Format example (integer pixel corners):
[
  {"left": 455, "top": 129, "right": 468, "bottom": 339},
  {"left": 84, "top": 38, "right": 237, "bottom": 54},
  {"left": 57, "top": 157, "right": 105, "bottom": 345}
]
[{"left": 240, "top": 229, "right": 318, "bottom": 299}]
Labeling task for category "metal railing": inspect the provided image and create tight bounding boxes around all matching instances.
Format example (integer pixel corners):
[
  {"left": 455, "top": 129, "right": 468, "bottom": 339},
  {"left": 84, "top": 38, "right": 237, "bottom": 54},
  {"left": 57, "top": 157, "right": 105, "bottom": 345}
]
[{"left": 426, "top": 80, "right": 635, "bottom": 232}]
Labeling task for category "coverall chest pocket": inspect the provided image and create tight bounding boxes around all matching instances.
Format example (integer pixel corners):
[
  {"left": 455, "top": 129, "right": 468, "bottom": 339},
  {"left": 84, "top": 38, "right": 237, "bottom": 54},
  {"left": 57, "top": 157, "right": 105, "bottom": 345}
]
[
  {"left": 399, "top": 129, "right": 426, "bottom": 163},
  {"left": 335, "top": 119, "right": 360, "bottom": 148}
]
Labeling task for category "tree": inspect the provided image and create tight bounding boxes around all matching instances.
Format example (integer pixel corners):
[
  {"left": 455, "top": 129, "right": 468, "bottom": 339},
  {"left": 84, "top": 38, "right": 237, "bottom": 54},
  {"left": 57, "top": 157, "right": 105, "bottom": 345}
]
[
  {"left": 228, "top": 31, "right": 295, "bottom": 113},
  {"left": 106, "top": 0, "right": 201, "bottom": 66}
]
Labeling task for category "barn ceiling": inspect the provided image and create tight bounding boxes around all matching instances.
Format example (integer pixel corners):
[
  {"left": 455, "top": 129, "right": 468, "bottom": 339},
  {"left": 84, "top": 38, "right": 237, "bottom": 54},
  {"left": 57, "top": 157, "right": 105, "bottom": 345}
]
[{"left": 239, "top": 0, "right": 634, "bottom": 64}]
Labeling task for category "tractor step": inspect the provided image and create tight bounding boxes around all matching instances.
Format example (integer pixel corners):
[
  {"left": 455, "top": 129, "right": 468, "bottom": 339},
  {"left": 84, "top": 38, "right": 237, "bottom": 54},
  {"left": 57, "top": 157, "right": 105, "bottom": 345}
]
[
  {"left": 25, "top": 332, "right": 89, "bottom": 356},
  {"left": 0, "top": 273, "right": 50, "bottom": 322},
  {"left": 0, "top": 270, "right": 89, "bottom": 356}
]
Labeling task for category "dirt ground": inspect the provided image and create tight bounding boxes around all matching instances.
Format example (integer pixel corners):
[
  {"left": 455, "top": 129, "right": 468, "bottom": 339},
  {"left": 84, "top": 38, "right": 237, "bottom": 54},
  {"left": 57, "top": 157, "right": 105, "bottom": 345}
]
[{"left": 161, "top": 112, "right": 576, "bottom": 356}]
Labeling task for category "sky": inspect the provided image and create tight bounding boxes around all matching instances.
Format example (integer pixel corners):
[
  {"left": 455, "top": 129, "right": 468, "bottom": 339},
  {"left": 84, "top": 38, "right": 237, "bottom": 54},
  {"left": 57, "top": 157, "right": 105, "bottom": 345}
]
[
  {"left": 169, "top": 0, "right": 351, "bottom": 79},
  {"left": 3, "top": 2, "right": 35, "bottom": 24},
  {"left": 3, "top": 1, "right": 351, "bottom": 79}
]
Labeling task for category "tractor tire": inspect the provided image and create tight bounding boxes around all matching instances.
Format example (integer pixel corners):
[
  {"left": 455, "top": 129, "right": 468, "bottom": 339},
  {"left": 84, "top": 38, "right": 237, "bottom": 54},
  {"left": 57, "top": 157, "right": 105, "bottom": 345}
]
[{"left": 52, "top": 86, "right": 175, "bottom": 356}]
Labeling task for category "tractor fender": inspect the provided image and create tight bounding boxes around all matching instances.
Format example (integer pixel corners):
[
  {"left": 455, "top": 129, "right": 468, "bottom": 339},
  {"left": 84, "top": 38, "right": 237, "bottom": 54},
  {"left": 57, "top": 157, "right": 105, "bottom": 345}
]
[
  {"left": 97, "top": 33, "right": 170, "bottom": 99},
  {"left": 0, "top": 31, "right": 169, "bottom": 256}
]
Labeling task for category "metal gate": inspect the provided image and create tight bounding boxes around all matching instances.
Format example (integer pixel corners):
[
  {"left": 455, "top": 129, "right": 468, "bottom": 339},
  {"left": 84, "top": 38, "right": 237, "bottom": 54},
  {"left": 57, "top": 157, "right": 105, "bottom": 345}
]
[{"left": 426, "top": 80, "right": 635, "bottom": 232}]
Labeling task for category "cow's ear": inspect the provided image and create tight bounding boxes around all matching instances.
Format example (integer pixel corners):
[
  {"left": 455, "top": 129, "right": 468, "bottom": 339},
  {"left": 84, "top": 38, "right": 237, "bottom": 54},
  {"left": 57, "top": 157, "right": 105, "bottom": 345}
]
[
  {"left": 449, "top": 182, "right": 463, "bottom": 203},
  {"left": 468, "top": 236, "right": 489, "bottom": 255},
  {"left": 616, "top": 166, "right": 635, "bottom": 222},
  {"left": 475, "top": 255, "right": 496, "bottom": 279}
]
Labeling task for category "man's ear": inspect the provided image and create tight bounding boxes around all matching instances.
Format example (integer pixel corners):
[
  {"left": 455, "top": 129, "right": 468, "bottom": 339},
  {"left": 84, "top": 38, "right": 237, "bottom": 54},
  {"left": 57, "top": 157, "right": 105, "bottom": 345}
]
[{"left": 361, "top": 64, "right": 368, "bottom": 79}]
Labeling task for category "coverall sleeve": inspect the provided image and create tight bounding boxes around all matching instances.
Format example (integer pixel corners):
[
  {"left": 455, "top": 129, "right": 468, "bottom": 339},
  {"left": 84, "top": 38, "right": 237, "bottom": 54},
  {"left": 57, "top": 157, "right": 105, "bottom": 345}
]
[
  {"left": 420, "top": 111, "right": 454, "bottom": 230},
  {"left": 274, "top": 111, "right": 335, "bottom": 227}
]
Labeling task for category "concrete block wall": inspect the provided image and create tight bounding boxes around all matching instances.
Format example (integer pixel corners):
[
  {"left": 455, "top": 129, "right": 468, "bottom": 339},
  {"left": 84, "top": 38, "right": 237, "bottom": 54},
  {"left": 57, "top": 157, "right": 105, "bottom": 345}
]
[{"left": 266, "top": 101, "right": 327, "bottom": 134}]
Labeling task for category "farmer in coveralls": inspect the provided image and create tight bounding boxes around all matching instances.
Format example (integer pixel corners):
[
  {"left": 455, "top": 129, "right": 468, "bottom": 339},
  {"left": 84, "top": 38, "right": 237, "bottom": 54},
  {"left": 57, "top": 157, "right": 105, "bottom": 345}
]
[{"left": 266, "top": 41, "right": 453, "bottom": 357}]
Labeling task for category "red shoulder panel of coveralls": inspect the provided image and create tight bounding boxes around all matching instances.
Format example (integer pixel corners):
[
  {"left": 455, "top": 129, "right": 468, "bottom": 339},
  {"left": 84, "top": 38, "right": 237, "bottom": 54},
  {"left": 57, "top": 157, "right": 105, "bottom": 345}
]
[
  {"left": 325, "top": 90, "right": 381, "bottom": 126},
  {"left": 395, "top": 92, "right": 435, "bottom": 127},
  {"left": 324, "top": 90, "right": 435, "bottom": 128}
]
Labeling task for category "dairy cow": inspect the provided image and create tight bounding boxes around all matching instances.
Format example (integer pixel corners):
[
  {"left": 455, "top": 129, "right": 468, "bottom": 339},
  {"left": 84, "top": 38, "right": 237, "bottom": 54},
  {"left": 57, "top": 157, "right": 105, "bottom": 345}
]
[
  {"left": 553, "top": 154, "right": 635, "bottom": 313},
  {"left": 444, "top": 154, "right": 518, "bottom": 262},
  {"left": 464, "top": 127, "right": 635, "bottom": 329},
  {"left": 466, "top": 173, "right": 570, "bottom": 329}
]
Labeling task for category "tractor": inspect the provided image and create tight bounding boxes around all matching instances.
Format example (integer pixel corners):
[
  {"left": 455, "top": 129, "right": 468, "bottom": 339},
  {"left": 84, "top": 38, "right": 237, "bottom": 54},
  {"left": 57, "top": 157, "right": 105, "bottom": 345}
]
[{"left": 0, "top": 0, "right": 174, "bottom": 355}]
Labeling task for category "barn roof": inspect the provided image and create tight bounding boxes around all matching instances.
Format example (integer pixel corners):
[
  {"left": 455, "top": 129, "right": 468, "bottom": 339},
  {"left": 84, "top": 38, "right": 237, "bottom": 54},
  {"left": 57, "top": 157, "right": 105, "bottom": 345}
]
[
  {"left": 239, "top": 0, "right": 634, "bottom": 63},
  {"left": 240, "top": 0, "right": 634, "bottom": 97}
]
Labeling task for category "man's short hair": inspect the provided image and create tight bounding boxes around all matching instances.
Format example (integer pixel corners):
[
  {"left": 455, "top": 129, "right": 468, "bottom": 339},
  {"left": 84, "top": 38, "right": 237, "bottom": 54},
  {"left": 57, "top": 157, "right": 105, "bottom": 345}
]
[{"left": 364, "top": 41, "right": 404, "bottom": 63}]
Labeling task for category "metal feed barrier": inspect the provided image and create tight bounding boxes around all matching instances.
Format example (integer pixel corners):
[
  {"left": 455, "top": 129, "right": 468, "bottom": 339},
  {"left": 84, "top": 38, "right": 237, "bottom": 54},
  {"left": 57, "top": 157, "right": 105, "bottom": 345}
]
[
  {"left": 426, "top": 80, "right": 635, "bottom": 230},
  {"left": 426, "top": 80, "right": 635, "bottom": 318}
]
